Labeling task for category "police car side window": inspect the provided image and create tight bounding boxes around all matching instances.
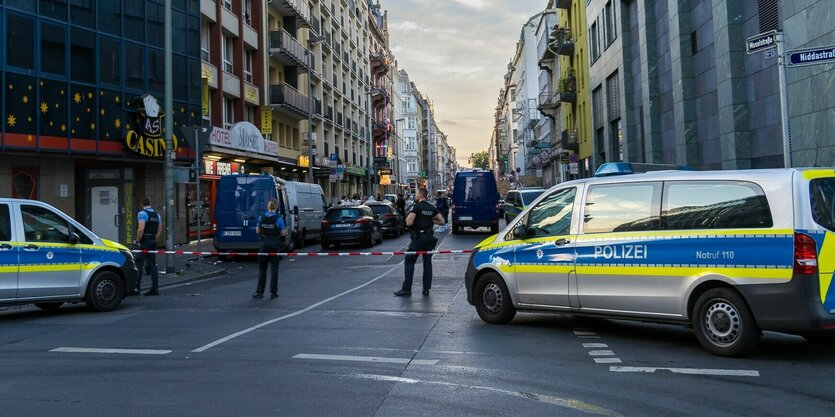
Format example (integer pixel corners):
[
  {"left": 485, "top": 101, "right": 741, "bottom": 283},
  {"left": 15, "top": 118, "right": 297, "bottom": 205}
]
[
  {"left": 20, "top": 205, "right": 72, "bottom": 243},
  {"left": 0, "top": 204, "right": 11, "bottom": 241},
  {"left": 527, "top": 188, "right": 576, "bottom": 237},
  {"left": 663, "top": 181, "right": 773, "bottom": 229},
  {"left": 583, "top": 183, "right": 662, "bottom": 233}
]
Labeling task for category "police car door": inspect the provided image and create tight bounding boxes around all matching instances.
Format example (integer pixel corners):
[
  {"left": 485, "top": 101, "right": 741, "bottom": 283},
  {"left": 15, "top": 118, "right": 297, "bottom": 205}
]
[
  {"left": 17, "top": 203, "right": 82, "bottom": 298},
  {"left": 0, "top": 202, "right": 17, "bottom": 300},
  {"left": 513, "top": 187, "right": 578, "bottom": 307}
]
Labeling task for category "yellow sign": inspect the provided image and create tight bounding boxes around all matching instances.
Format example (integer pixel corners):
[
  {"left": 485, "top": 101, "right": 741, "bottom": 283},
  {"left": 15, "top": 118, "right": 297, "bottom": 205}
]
[
  {"left": 244, "top": 83, "right": 258, "bottom": 104},
  {"left": 201, "top": 79, "right": 209, "bottom": 116},
  {"left": 298, "top": 155, "right": 310, "bottom": 167},
  {"left": 125, "top": 130, "right": 179, "bottom": 158},
  {"left": 201, "top": 62, "right": 213, "bottom": 83},
  {"left": 379, "top": 174, "right": 391, "bottom": 186},
  {"left": 261, "top": 107, "right": 272, "bottom": 134}
]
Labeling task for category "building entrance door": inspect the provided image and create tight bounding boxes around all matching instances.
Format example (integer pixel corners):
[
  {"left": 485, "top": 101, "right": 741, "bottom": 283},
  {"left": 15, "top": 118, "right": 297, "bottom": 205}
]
[{"left": 91, "top": 185, "right": 120, "bottom": 242}]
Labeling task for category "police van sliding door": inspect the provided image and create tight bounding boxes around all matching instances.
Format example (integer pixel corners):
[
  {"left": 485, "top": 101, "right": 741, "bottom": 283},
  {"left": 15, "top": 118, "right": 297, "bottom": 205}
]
[
  {"left": 513, "top": 187, "right": 577, "bottom": 307},
  {"left": 16, "top": 204, "right": 82, "bottom": 298},
  {"left": 0, "top": 204, "right": 17, "bottom": 301}
]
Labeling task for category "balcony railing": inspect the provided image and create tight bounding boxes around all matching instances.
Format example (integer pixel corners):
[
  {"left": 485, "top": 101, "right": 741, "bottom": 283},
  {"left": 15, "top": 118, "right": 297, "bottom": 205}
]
[
  {"left": 556, "top": 0, "right": 571, "bottom": 9},
  {"left": 269, "top": 30, "right": 308, "bottom": 69},
  {"left": 269, "top": 0, "right": 312, "bottom": 28},
  {"left": 550, "top": 28, "right": 574, "bottom": 56},
  {"left": 560, "top": 129, "right": 579, "bottom": 151},
  {"left": 270, "top": 83, "right": 308, "bottom": 117}
]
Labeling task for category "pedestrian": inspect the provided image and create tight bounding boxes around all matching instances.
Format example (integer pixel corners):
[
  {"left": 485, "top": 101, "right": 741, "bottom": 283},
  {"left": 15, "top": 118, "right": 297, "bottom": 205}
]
[
  {"left": 253, "top": 198, "right": 285, "bottom": 299},
  {"left": 134, "top": 197, "right": 162, "bottom": 296},
  {"left": 395, "top": 193, "right": 406, "bottom": 223},
  {"left": 394, "top": 188, "right": 445, "bottom": 297},
  {"left": 435, "top": 191, "right": 450, "bottom": 232}
]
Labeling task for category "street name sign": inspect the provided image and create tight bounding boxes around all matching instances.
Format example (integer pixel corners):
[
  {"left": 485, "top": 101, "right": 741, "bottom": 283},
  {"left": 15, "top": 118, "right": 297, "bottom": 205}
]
[
  {"left": 787, "top": 46, "right": 835, "bottom": 67},
  {"left": 746, "top": 30, "right": 777, "bottom": 54}
]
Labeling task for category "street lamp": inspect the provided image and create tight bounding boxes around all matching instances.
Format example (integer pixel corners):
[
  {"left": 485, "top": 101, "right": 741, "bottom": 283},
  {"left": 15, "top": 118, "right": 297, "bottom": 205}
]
[{"left": 307, "top": 35, "right": 326, "bottom": 183}]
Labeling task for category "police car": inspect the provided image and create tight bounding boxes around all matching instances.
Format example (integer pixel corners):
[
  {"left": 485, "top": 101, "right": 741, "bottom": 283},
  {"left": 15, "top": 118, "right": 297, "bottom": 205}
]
[
  {"left": 464, "top": 164, "right": 835, "bottom": 356},
  {"left": 0, "top": 199, "right": 137, "bottom": 312}
]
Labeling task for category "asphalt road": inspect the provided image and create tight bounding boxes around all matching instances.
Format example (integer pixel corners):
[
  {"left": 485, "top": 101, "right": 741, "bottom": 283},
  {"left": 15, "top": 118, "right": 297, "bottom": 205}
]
[{"left": 1, "top": 226, "right": 835, "bottom": 416}]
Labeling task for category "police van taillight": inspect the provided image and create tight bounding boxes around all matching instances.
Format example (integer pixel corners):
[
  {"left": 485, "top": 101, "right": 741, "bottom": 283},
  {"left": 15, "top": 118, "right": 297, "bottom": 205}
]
[{"left": 794, "top": 233, "right": 819, "bottom": 275}]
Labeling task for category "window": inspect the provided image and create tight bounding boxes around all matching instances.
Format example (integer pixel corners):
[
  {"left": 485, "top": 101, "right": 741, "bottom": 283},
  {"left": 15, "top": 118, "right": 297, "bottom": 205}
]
[
  {"left": 99, "top": 36, "right": 121, "bottom": 85},
  {"left": 71, "top": 28, "right": 96, "bottom": 83},
  {"left": 589, "top": 20, "right": 600, "bottom": 62},
  {"left": 810, "top": 178, "right": 835, "bottom": 232},
  {"left": 6, "top": 15, "right": 35, "bottom": 70},
  {"left": 0, "top": 205, "right": 11, "bottom": 242},
  {"left": 245, "top": 104, "right": 255, "bottom": 123},
  {"left": 607, "top": 72, "right": 620, "bottom": 119},
  {"left": 148, "top": 49, "right": 164, "bottom": 94},
  {"left": 223, "top": 36, "right": 234, "bottom": 72},
  {"left": 524, "top": 187, "right": 576, "bottom": 238},
  {"left": 583, "top": 183, "right": 661, "bottom": 233},
  {"left": 244, "top": 49, "right": 254, "bottom": 83},
  {"left": 99, "top": 0, "right": 122, "bottom": 36},
  {"left": 407, "top": 117, "right": 416, "bottom": 129},
  {"left": 604, "top": 1, "right": 617, "bottom": 46},
  {"left": 223, "top": 97, "right": 234, "bottom": 129},
  {"left": 41, "top": 0, "right": 68, "bottom": 21},
  {"left": 125, "top": 0, "right": 145, "bottom": 42},
  {"left": 223, "top": 0, "right": 232, "bottom": 11},
  {"left": 664, "top": 181, "right": 774, "bottom": 230},
  {"left": 71, "top": 0, "right": 96, "bottom": 28},
  {"left": 21, "top": 205, "right": 71, "bottom": 243},
  {"left": 41, "top": 23, "right": 67, "bottom": 76},
  {"left": 125, "top": 43, "right": 145, "bottom": 91},
  {"left": 201, "top": 21, "right": 211, "bottom": 61},
  {"left": 244, "top": 0, "right": 253, "bottom": 24},
  {"left": 407, "top": 162, "right": 417, "bottom": 173}
]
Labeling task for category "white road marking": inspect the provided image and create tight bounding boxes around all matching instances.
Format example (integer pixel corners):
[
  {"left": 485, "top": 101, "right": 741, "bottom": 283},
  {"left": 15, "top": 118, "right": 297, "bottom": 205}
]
[
  {"left": 573, "top": 331, "right": 598, "bottom": 336},
  {"left": 191, "top": 262, "right": 403, "bottom": 352},
  {"left": 582, "top": 343, "right": 608, "bottom": 348},
  {"left": 609, "top": 366, "right": 759, "bottom": 377},
  {"left": 577, "top": 335, "right": 601, "bottom": 339},
  {"left": 588, "top": 350, "right": 615, "bottom": 356},
  {"left": 292, "top": 353, "right": 438, "bottom": 365},
  {"left": 594, "top": 358, "right": 623, "bottom": 364},
  {"left": 50, "top": 347, "right": 171, "bottom": 355},
  {"left": 341, "top": 373, "right": 621, "bottom": 416}
]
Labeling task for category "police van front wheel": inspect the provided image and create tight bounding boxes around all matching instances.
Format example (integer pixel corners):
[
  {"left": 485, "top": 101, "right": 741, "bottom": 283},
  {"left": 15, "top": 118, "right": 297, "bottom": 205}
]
[
  {"left": 85, "top": 271, "right": 124, "bottom": 312},
  {"left": 474, "top": 272, "right": 516, "bottom": 324},
  {"left": 692, "top": 288, "right": 760, "bottom": 357}
]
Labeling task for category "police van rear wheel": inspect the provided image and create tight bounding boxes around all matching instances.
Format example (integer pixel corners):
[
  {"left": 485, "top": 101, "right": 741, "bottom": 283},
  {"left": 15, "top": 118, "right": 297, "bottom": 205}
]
[
  {"left": 85, "top": 271, "right": 124, "bottom": 312},
  {"left": 474, "top": 272, "right": 516, "bottom": 324},
  {"left": 693, "top": 288, "right": 760, "bottom": 356}
]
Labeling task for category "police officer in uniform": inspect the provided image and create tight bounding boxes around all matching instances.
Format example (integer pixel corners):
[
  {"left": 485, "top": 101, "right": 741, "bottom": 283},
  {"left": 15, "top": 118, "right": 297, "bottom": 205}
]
[
  {"left": 253, "top": 198, "right": 286, "bottom": 299},
  {"left": 134, "top": 197, "right": 162, "bottom": 296},
  {"left": 395, "top": 188, "right": 445, "bottom": 297}
]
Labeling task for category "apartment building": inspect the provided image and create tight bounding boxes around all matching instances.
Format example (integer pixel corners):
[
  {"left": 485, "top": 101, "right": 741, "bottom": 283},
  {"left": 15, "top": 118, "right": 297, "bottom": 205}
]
[
  {"left": 398, "top": 71, "right": 420, "bottom": 190},
  {"left": 367, "top": 0, "right": 393, "bottom": 193}
]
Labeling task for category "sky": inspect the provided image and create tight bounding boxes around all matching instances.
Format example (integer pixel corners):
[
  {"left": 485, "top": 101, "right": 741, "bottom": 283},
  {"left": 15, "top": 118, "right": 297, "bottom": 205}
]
[{"left": 382, "top": 0, "right": 547, "bottom": 167}]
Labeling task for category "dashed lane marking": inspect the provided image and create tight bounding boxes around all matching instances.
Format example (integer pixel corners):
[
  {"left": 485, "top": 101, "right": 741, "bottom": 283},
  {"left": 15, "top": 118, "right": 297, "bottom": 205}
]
[
  {"left": 50, "top": 347, "right": 171, "bottom": 355},
  {"left": 588, "top": 350, "right": 616, "bottom": 356},
  {"left": 292, "top": 353, "right": 438, "bottom": 365},
  {"left": 594, "top": 358, "right": 623, "bottom": 364},
  {"left": 582, "top": 343, "right": 608, "bottom": 348},
  {"left": 610, "top": 366, "right": 759, "bottom": 377}
]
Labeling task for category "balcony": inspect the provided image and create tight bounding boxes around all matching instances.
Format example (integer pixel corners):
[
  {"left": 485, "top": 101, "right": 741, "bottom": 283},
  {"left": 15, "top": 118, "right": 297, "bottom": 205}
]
[
  {"left": 270, "top": 83, "right": 309, "bottom": 118},
  {"left": 556, "top": 0, "right": 571, "bottom": 9},
  {"left": 269, "top": 0, "right": 312, "bottom": 29},
  {"left": 560, "top": 129, "right": 579, "bottom": 151},
  {"left": 370, "top": 51, "right": 391, "bottom": 74},
  {"left": 369, "top": 85, "right": 388, "bottom": 99},
  {"left": 269, "top": 30, "right": 309, "bottom": 70},
  {"left": 550, "top": 28, "right": 574, "bottom": 56}
]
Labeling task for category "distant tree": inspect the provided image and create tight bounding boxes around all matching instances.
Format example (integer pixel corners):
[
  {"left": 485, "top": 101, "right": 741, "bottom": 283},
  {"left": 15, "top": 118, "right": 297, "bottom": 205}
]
[{"left": 469, "top": 151, "right": 490, "bottom": 170}]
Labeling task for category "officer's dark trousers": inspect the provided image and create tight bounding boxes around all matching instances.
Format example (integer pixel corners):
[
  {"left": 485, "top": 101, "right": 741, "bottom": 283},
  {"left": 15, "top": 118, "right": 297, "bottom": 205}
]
[
  {"left": 256, "top": 241, "right": 280, "bottom": 294},
  {"left": 402, "top": 232, "right": 437, "bottom": 292},
  {"left": 136, "top": 238, "right": 159, "bottom": 291}
]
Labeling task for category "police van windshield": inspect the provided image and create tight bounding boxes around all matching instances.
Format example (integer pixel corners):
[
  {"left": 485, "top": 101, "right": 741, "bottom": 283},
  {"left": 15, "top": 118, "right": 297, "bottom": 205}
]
[{"left": 811, "top": 178, "right": 835, "bottom": 232}]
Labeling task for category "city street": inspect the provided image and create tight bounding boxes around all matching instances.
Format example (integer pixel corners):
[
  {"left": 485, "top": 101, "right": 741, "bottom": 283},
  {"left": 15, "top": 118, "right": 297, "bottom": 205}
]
[{"left": 1, "top": 227, "right": 834, "bottom": 416}]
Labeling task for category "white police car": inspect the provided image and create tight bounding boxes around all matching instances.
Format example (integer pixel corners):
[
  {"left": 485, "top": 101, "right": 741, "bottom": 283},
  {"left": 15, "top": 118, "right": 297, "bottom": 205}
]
[
  {"left": 465, "top": 164, "right": 835, "bottom": 356},
  {"left": 0, "top": 199, "right": 137, "bottom": 312}
]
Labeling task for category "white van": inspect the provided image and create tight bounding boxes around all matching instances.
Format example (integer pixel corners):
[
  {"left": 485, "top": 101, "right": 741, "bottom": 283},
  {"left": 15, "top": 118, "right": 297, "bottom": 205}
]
[
  {"left": 283, "top": 181, "right": 328, "bottom": 246},
  {"left": 465, "top": 164, "right": 835, "bottom": 356}
]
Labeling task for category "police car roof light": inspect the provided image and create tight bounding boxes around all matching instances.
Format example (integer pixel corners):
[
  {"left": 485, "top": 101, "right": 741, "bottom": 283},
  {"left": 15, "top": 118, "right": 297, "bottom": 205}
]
[{"left": 594, "top": 162, "right": 693, "bottom": 177}]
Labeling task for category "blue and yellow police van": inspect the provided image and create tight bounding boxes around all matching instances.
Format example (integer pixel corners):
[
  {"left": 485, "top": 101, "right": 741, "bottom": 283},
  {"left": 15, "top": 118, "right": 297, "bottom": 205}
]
[
  {"left": 0, "top": 199, "right": 137, "bottom": 312},
  {"left": 464, "top": 164, "right": 835, "bottom": 356}
]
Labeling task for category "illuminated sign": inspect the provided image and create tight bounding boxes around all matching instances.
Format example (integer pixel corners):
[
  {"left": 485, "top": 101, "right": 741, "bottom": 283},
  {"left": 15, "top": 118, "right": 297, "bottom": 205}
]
[
  {"left": 124, "top": 94, "right": 179, "bottom": 158},
  {"left": 203, "top": 159, "right": 244, "bottom": 176}
]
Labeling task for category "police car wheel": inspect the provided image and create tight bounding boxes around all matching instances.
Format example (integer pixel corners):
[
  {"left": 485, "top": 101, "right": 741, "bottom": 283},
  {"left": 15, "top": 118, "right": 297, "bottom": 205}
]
[
  {"left": 85, "top": 271, "right": 124, "bottom": 312},
  {"left": 474, "top": 273, "right": 516, "bottom": 324},
  {"left": 693, "top": 288, "right": 760, "bottom": 356},
  {"left": 34, "top": 302, "right": 63, "bottom": 311}
]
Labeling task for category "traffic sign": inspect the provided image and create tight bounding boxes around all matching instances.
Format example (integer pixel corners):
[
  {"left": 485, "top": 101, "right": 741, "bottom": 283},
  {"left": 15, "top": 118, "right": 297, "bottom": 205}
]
[
  {"left": 330, "top": 153, "right": 338, "bottom": 161},
  {"left": 746, "top": 30, "right": 777, "bottom": 55},
  {"left": 787, "top": 45, "right": 835, "bottom": 67}
]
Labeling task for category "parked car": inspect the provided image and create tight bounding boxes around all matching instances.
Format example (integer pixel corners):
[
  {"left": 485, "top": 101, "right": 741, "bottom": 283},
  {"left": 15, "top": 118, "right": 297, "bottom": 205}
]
[
  {"left": 451, "top": 169, "right": 500, "bottom": 234},
  {"left": 367, "top": 202, "right": 404, "bottom": 237},
  {"left": 283, "top": 181, "right": 328, "bottom": 247},
  {"left": 503, "top": 188, "right": 546, "bottom": 224},
  {"left": 383, "top": 194, "right": 398, "bottom": 204},
  {"left": 0, "top": 198, "right": 137, "bottom": 312},
  {"left": 321, "top": 205, "right": 383, "bottom": 250}
]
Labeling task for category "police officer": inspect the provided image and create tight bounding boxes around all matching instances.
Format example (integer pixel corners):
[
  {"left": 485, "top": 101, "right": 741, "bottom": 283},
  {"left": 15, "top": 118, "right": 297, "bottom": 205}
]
[
  {"left": 134, "top": 197, "right": 162, "bottom": 296},
  {"left": 395, "top": 188, "right": 445, "bottom": 297},
  {"left": 253, "top": 198, "right": 286, "bottom": 299}
]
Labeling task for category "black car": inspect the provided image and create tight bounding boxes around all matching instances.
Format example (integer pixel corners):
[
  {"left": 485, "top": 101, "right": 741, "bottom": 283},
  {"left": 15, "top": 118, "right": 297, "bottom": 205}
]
[
  {"left": 366, "top": 202, "right": 404, "bottom": 237},
  {"left": 321, "top": 205, "right": 383, "bottom": 250}
]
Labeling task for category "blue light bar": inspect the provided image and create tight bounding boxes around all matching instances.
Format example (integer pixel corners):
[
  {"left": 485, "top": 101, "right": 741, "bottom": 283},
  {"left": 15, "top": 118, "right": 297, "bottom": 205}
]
[{"left": 594, "top": 162, "right": 692, "bottom": 177}]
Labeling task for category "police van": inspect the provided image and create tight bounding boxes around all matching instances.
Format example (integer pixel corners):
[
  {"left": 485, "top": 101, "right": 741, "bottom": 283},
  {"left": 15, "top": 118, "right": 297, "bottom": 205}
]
[
  {"left": 464, "top": 164, "right": 835, "bottom": 356},
  {"left": 0, "top": 198, "right": 137, "bottom": 312}
]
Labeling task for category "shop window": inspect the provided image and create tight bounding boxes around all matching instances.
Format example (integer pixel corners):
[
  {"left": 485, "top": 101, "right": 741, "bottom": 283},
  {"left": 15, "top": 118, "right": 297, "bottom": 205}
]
[{"left": 6, "top": 14, "right": 35, "bottom": 70}]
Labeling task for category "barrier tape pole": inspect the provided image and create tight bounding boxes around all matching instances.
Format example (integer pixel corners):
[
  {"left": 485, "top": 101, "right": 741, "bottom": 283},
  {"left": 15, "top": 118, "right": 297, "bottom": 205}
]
[{"left": 130, "top": 249, "right": 474, "bottom": 257}]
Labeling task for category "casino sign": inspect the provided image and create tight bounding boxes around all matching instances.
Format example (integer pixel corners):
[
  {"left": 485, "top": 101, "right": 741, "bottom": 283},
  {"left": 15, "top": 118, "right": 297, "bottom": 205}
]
[{"left": 124, "top": 94, "right": 180, "bottom": 158}]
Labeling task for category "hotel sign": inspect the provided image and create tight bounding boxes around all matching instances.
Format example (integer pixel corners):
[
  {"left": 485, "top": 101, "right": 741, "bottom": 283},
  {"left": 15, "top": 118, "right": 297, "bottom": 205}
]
[{"left": 208, "top": 122, "right": 278, "bottom": 160}]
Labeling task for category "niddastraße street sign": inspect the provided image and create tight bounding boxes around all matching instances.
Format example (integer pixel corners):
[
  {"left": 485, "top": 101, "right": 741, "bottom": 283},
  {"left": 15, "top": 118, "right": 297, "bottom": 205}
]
[
  {"left": 746, "top": 30, "right": 777, "bottom": 54},
  {"left": 787, "top": 45, "right": 835, "bottom": 67}
]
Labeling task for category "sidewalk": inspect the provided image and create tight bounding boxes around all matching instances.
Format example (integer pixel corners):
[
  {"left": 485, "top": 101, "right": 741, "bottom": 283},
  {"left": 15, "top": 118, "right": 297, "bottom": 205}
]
[{"left": 138, "top": 239, "right": 227, "bottom": 292}]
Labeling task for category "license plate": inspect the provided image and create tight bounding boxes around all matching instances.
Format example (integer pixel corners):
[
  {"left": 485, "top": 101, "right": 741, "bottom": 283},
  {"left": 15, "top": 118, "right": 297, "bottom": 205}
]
[
  {"left": 333, "top": 224, "right": 351, "bottom": 228},
  {"left": 223, "top": 230, "right": 242, "bottom": 236},
  {"left": 459, "top": 216, "right": 473, "bottom": 221}
]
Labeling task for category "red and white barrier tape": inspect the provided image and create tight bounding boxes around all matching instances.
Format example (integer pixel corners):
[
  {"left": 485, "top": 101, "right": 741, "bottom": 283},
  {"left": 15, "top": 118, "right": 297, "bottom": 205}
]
[{"left": 131, "top": 249, "right": 474, "bottom": 257}]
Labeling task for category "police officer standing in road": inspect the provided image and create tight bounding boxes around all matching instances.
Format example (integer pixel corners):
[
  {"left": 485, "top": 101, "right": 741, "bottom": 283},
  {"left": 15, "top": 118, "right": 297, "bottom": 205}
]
[
  {"left": 134, "top": 197, "right": 162, "bottom": 296},
  {"left": 253, "top": 198, "right": 286, "bottom": 299},
  {"left": 395, "top": 188, "right": 445, "bottom": 297}
]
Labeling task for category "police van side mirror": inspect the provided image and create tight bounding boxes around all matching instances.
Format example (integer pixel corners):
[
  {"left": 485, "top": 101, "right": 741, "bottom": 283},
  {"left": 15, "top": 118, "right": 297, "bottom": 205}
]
[{"left": 512, "top": 224, "right": 530, "bottom": 239}]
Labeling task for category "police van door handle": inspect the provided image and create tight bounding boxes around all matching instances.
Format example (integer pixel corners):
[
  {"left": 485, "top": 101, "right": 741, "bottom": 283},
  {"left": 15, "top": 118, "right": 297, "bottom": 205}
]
[
  {"left": 554, "top": 238, "right": 571, "bottom": 246},
  {"left": 23, "top": 244, "right": 39, "bottom": 251}
]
